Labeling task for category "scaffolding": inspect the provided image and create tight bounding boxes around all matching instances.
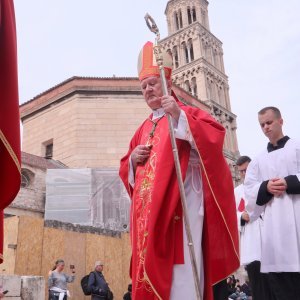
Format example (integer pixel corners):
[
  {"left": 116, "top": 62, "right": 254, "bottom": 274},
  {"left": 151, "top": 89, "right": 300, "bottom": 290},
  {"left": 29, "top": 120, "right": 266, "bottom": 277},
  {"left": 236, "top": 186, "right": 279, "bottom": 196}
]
[{"left": 45, "top": 168, "right": 130, "bottom": 231}]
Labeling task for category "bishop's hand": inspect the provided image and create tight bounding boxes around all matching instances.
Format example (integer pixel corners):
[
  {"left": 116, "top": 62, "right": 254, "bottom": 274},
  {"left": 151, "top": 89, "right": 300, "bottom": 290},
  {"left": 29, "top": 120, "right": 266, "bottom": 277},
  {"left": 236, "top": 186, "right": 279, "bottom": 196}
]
[
  {"left": 161, "top": 95, "right": 181, "bottom": 121},
  {"left": 131, "top": 145, "right": 152, "bottom": 171}
]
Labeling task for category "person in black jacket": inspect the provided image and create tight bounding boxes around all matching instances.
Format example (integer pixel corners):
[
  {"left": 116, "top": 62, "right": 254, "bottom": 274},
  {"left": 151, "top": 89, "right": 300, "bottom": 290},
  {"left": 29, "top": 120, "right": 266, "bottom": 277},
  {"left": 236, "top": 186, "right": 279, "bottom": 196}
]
[
  {"left": 123, "top": 284, "right": 132, "bottom": 300},
  {"left": 87, "top": 261, "right": 110, "bottom": 300},
  {"left": 241, "top": 279, "right": 252, "bottom": 297}
]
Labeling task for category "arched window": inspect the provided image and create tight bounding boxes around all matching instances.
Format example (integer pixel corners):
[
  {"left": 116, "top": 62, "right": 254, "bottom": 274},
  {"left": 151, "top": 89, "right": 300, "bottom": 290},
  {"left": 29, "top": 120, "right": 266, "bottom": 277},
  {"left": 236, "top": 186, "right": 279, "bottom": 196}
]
[
  {"left": 217, "top": 86, "right": 222, "bottom": 103},
  {"left": 188, "top": 39, "right": 194, "bottom": 61},
  {"left": 167, "top": 48, "right": 174, "bottom": 69},
  {"left": 21, "top": 173, "right": 30, "bottom": 188},
  {"left": 211, "top": 49, "right": 215, "bottom": 66},
  {"left": 223, "top": 87, "right": 229, "bottom": 109},
  {"left": 192, "top": 7, "right": 197, "bottom": 22},
  {"left": 179, "top": 10, "right": 183, "bottom": 28},
  {"left": 201, "top": 9, "right": 207, "bottom": 27},
  {"left": 205, "top": 43, "right": 212, "bottom": 63},
  {"left": 187, "top": 7, "right": 192, "bottom": 25},
  {"left": 174, "top": 12, "right": 179, "bottom": 30},
  {"left": 21, "top": 168, "right": 35, "bottom": 188},
  {"left": 182, "top": 42, "right": 189, "bottom": 63},
  {"left": 188, "top": 7, "right": 197, "bottom": 24},
  {"left": 207, "top": 78, "right": 212, "bottom": 100},
  {"left": 218, "top": 85, "right": 226, "bottom": 106},
  {"left": 173, "top": 46, "right": 179, "bottom": 68},
  {"left": 191, "top": 77, "right": 198, "bottom": 97},
  {"left": 211, "top": 80, "right": 216, "bottom": 100},
  {"left": 185, "top": 80, "right": 191, "bottom": 94}
]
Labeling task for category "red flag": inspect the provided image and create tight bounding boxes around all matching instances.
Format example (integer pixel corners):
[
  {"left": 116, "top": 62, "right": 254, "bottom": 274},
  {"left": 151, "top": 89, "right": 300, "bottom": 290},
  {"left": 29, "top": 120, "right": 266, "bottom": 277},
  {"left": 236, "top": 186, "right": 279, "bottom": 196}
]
[
  {"left": 238, "top": 198, "right": 245, "bottom": 212},
  {"left": 0, "top": 0, "right": 21, "bottom": 263}
]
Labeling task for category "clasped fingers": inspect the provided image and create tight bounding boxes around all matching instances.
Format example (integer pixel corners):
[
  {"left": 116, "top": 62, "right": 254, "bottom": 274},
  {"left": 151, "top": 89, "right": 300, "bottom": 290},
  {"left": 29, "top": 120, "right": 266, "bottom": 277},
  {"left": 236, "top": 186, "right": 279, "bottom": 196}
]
[{"left": 131, "top": 145, "right": 152, "bottom": 166}]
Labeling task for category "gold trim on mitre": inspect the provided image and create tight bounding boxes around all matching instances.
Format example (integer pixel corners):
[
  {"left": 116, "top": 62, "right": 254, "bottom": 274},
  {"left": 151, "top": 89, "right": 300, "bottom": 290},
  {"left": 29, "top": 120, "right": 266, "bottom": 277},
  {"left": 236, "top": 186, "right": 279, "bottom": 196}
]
[{"left": 137, "top": 41, "right": 172, "bottom": 81}]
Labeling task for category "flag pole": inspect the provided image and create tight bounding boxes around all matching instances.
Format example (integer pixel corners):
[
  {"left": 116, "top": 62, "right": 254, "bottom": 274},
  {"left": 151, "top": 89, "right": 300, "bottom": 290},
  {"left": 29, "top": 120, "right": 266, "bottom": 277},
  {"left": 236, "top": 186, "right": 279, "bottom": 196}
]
[{"left": 145, "top": 13, "right": 202, "bottom": 300}]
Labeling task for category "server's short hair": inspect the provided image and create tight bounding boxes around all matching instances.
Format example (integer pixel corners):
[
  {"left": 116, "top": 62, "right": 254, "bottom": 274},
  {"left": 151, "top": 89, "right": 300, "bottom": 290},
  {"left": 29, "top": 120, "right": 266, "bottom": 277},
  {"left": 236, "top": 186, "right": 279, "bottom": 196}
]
[
  {"left": 236, "top": 156, "right": 251, "bottom": 166},
  {"left": 258, "top": 106, "right": 281, "bottom": 118}
]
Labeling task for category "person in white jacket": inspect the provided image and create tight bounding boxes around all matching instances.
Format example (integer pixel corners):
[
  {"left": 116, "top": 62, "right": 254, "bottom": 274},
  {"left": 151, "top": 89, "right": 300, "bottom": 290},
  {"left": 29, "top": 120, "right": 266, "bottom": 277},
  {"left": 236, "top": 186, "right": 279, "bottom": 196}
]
[
  {"left": 235, "top": 156, "right": 270, "bottom": 299},
  {"left": 244, "top": 106, "right": 300, "bottom": 300}
]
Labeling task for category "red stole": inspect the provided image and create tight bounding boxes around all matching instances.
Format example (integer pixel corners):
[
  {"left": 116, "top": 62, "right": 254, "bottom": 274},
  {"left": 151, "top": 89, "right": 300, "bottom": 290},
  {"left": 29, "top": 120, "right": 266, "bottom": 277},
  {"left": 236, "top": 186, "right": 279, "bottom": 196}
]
[{"left": 129, "top": 115, "right": 190, "bottom": 299}]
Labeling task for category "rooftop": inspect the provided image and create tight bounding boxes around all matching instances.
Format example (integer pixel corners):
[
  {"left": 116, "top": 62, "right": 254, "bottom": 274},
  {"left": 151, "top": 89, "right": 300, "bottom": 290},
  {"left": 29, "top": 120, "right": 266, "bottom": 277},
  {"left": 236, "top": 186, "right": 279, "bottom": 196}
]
[
  {"left": 19, "top": 76, "right": 209, "bottom": 120},
  {"left": 21, "top": 151, "right": 67, "bottom": 170}
]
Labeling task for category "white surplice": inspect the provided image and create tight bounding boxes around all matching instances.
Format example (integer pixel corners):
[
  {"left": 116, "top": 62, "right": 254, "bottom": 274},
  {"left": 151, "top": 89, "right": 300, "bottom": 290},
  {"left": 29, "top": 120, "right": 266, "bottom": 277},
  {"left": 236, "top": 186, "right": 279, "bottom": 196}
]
[
  {"left": 244, "top": 139, "right": 300, "bottom": 273},
  {"left": 234, "top": 184, "right": 262, "bottom": 266},
  {"left": 129, "top": 108, "right": 204, "bottom": 300}
]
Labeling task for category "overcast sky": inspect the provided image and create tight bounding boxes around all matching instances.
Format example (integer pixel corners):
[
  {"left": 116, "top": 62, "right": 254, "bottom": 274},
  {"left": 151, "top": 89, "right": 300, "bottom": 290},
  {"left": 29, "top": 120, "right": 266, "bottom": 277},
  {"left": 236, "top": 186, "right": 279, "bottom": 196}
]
[{"left": 14, "top": 0, "right": 300, "bottom": 158}]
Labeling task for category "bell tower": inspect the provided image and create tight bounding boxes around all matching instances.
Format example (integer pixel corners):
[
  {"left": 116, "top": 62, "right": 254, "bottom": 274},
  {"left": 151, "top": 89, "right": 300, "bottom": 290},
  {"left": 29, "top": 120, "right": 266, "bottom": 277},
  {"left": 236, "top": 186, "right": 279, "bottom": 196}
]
[{"left": 160, "top": 0, "right": 239, "bottom": 181}]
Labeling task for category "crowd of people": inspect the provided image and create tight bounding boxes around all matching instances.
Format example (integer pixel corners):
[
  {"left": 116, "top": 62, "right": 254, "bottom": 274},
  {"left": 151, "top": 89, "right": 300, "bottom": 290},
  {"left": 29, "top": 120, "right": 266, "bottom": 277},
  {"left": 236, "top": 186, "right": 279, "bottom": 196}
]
[
  {"left": 47, "top": 258, "right": 132, "bottom": 300},
  {"left": 120, "top": 40, "right": 300, "bottom": 300},
  {"left": 227, "top": 275, "right": 252, "bottom": 300},
  {"left": 44, "top": 41, "right": 299, "bottom": 300},
  {"left": 118, "top": 39, "right": 300, "bottom": 299},
  {"left": 43, "top": 38, "right": 299, "bottom": 300}
]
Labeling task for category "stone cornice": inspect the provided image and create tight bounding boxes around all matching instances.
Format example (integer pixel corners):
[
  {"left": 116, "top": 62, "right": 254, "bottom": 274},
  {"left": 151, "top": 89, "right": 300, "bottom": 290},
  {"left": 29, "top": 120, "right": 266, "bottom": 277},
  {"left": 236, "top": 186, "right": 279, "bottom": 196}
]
[
  {"left": 20, "top": 76, "right": 141, "bottom": 107},
  {"left": 173, "top": 83, "right": 210, "bottom": 109},
  {"left": 199, "top": 58, "right": 228, "bottom": 81},
  {"left": 20, "top": 77, "right": 142, "bottom": 120},
  {"left": 20, "top": 76, "right": 208, "bottom": 121},
  {"left": 160, "top": 22, "right": 222, "bottom": 48},
  {"left": 172, "top": 57, "right": 228, "bottom": 82},
  {"left": 20, "top": 88, "right": 143, "bottom": 122},
  {"left": 209, "top": 99, "right": 236, "bottom": 120}
]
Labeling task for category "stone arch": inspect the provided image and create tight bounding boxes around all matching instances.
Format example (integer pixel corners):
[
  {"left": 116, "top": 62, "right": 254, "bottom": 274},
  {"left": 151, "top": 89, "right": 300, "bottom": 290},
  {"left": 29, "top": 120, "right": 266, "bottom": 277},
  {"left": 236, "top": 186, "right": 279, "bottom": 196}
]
[{"left": 21, "top": 168, "right": 35, "bottom": 188}]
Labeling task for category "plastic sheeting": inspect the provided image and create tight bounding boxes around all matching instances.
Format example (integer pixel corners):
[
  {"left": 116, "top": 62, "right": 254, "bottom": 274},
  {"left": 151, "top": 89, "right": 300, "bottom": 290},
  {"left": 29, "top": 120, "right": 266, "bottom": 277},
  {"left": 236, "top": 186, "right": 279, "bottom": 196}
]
[{"left": 45, "top": 169, "right": 130, "bottom": 231}]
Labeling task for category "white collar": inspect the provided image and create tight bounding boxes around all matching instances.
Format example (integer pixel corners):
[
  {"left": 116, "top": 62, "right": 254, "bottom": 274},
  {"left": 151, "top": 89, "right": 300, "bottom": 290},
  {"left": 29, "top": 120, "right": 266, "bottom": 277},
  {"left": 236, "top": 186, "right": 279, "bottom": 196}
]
[{"left": 152, "top": 107, "right": 165, "bottom": 120}]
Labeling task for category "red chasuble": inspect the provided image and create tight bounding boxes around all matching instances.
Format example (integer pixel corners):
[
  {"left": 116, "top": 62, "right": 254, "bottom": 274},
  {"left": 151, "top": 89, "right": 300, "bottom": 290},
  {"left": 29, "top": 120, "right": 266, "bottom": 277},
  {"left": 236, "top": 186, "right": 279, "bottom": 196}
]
[{"left": 119, "top": 98, "right": 239, "bottom": 300}]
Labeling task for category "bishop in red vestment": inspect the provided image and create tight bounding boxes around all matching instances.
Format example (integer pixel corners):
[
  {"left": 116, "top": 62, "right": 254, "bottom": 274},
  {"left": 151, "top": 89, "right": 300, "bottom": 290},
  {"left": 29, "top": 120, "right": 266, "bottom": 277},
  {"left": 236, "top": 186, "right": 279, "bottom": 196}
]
[{"left": 119, "top": 41, "right": 239, "bottom": 300}]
